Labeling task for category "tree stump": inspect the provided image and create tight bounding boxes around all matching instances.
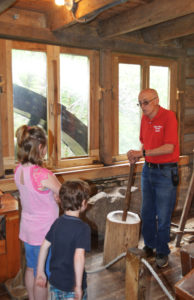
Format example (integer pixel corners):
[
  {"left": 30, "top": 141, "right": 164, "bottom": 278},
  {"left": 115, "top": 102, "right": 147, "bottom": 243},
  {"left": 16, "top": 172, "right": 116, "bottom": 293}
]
[{"left": 103, "top": 210, "right": 141, "bottom": 271}]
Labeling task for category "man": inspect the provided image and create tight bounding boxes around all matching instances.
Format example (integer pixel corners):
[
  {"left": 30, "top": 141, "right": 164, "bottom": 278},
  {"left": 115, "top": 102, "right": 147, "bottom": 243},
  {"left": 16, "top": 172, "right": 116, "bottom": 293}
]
[{"left": 127, "top": 88, "right": 179, "bottom": 268}]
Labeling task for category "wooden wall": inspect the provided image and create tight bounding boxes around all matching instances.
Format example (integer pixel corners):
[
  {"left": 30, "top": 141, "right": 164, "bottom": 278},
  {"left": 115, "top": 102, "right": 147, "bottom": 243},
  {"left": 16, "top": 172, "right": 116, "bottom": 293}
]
[
  {"left": 184, "top": 48, "right": 194, "bottom": 157},
  {"left": 0, "top": 30, "right": 194, "bottom": 191}
]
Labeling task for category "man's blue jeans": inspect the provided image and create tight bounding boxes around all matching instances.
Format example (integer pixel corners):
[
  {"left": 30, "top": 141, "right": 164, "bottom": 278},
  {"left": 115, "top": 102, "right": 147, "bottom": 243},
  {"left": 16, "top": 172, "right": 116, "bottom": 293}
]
[{"left": 141, "top": 163, "right": 178, "bottom": 255}]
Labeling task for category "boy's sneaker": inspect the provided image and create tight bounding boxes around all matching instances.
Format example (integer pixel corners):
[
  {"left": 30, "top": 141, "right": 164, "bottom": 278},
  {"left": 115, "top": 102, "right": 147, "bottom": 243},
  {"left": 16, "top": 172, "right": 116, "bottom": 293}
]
[
  {"left": 156, "top": 254, "right": 168, "bottom": 268},
  {"left": 142, "top": 245, "right": 154, "bottom": 257}
]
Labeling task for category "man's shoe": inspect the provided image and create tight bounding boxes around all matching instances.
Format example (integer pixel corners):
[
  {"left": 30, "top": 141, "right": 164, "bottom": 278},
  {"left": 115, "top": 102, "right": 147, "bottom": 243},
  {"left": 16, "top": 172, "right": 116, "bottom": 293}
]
[
  {"left": 156, "top": 254, "right": 168, "bottom": 268},
  {"left": 142, "top": 245, "right": 154, "bottom": 257}
]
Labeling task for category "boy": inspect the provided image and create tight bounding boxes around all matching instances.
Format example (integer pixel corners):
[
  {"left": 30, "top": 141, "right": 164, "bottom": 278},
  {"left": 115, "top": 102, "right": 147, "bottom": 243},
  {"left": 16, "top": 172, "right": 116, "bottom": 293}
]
[{"left": 36, "top": 180, "right": 91, "bottom": 300}]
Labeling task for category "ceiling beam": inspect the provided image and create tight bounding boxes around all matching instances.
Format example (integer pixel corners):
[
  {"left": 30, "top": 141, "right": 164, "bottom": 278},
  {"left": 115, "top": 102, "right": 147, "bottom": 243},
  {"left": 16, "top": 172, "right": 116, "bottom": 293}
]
[
  {"left": 0, "top": 21, "right": 185, "bottom": 57},
  {"left": 0, "top": 0, "right": 17, "bottom": 14},
  {"left": 48, "top": 0, "right": 129, "bottom": 32},
  {"left": 182, "top": 34, "right": 194, "bottom": 49},
  {"left": 141, "top": 13, "right": 194, "bottom": 43},
  {"left": 0, "top": 7, "right": 46, "bottom": 28},
  {"left": 97, "top": 0, "right": 194, "bottom": 38}
]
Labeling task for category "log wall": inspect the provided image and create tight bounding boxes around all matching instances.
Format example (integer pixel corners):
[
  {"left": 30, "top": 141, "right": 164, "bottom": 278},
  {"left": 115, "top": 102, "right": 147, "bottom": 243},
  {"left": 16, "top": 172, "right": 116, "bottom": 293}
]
[{"left": 184, "top": 48, "right": 194, "bottom": 156}]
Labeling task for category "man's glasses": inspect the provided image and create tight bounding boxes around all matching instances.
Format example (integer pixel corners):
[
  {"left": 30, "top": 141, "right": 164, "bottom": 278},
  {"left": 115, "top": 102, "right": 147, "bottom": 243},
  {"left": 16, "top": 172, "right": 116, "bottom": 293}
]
[{"left": 137, "top": 96, "right": 158, "bottom": 107}]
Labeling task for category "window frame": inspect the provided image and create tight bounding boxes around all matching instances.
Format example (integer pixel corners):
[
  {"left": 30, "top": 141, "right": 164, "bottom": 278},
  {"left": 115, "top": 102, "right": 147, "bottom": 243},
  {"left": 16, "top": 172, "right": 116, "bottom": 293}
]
[
  {"left": 111, "top": 53, "right": 178, "bottom": 162},
  {"left": 11, "top": 41, "right": 100, "bottom": 169}
]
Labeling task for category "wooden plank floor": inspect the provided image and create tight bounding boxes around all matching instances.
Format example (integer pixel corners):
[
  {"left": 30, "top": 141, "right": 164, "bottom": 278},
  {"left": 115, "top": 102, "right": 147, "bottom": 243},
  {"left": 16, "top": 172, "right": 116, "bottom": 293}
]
[
  {"left": 85, "top": 233, "right": 191, "bottom": 300},
  {"left": 0, "top": 232, "right": 193, "bottom": 299}
]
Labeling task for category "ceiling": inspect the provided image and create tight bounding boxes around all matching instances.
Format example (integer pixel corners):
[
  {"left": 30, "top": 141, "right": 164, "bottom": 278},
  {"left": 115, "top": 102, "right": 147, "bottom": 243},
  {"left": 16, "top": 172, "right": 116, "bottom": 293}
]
[{"left": 0, "top": 0, "right": 194, "bottom": 49}]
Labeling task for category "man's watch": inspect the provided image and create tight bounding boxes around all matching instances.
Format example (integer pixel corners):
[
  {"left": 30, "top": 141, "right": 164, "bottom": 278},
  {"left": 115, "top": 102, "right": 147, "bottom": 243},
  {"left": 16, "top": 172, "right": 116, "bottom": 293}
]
[{"left": 143, "top": 149, "right": 146, "bottom": 157}]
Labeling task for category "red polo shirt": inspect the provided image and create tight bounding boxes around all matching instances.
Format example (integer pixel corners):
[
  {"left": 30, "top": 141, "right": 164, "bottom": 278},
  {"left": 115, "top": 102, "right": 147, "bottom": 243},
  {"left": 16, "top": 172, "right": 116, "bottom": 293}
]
[{"left": 140, "top": 106, "right": 179, "bottom": 163}]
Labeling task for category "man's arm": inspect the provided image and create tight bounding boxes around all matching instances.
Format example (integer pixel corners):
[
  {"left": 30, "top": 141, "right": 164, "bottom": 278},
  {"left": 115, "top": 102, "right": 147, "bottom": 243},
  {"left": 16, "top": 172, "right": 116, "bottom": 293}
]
[
  {"left": 127, "top": 144, "right": 174, "bottom": 162},
  {"left": 36, "top": 239, "right": 51, "bottom": 288},
  {"left": 143, "top": 144, "right": 174, "bottom": 157},
  {"left": 74, "top": 248, "right": 85, "bottom": 300}
]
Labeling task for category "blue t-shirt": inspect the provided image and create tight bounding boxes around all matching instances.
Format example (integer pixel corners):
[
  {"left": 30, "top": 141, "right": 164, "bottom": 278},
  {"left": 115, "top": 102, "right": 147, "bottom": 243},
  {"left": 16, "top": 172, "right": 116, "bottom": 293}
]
[{"left": 46, "top": 214, "right": 91, "bottom": 292}]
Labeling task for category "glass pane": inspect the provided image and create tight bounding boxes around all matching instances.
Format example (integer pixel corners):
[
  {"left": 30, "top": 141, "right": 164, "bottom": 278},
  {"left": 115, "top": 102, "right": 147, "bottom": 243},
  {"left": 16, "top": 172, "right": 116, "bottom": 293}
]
[
  {"left": 119, "top": 64, "right": 141, "bottom": 154},
  {"left": 149, "top": 66, "right": 169, "bottom": 108},
  {"left": 12, "top": 49, "right": 47, "bottom": 157},
  {"left": 60, "top": 54, "right": 89, "bottom": 158}
]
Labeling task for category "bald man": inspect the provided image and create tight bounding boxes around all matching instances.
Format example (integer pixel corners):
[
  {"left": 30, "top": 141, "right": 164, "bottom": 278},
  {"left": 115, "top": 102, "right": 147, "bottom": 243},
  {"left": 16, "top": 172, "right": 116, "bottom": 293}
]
[{"left": 127, "top": 88, "right": 179, "bottom": 268}]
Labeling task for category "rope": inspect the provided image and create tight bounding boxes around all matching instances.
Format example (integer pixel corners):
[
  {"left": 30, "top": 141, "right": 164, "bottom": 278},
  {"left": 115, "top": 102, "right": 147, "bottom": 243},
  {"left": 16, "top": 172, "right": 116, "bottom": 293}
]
[
  {"left": 141, "top": 258, "right": 175, "bottom": 300},
  {"left": 86, "top": 252, "right": 175, "bottom": 300}
]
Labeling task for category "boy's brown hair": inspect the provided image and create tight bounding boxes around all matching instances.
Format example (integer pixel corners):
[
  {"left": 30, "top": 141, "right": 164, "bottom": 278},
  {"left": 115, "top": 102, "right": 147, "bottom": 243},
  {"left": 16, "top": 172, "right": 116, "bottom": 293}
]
[{"left": 59, "top": 180, "right": 90, "bottom": 211}]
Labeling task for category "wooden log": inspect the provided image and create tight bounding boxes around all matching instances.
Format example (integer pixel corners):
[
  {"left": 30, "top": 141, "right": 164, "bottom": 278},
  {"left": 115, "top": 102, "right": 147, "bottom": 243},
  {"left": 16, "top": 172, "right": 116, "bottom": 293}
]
[{"left": 103, "top": 210, "right": 140, "bottom": 271}]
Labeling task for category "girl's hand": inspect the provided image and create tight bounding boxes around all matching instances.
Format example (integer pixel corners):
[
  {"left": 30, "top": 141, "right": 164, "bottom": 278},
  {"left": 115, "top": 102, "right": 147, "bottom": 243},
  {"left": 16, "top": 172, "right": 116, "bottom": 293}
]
[
  {"left": 54, "top": 193, "right": 61, "bottom": 204},
  {"left": 35, "top": 273, "right": 47, "bottom": 288}
]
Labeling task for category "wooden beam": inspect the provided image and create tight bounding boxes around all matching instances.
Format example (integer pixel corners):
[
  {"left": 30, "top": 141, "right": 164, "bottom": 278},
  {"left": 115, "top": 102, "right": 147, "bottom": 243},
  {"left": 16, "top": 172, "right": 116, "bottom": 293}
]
[
  {"left": 142, "top": 13, "right": 194, "bottom": 44},
  {"left": 99, "top": 49, "right": 113, "bottom": 165},
  {"left": 0, "top": 21, "right": 59, "bottom": 43},
  {"left": 0, "top": 155, "right": 189, "bottom": 192},
  {"left": 182, "top": 34, "right": 194, "bottom": 48},
  {"left": 49, "top": 0, "right": 127, "bottom": 31},
  {"left": 97, "top": 0, "right": 194, "bottom": 38},
  {"left": 0, "top": 20, "right": 185, "bottom": 58},
  {"left": 0, "top": 0, "right": 16, "bottom": 14},
  {"left": 0, "top": 7, "right": 46, "bottom": 28}
]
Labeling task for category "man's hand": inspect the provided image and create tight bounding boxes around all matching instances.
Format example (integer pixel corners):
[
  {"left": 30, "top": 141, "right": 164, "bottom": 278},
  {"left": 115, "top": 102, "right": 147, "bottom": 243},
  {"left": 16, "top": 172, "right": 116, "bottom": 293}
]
[{"left": 127, "top": 150, "right": 142, "bottom": 163}]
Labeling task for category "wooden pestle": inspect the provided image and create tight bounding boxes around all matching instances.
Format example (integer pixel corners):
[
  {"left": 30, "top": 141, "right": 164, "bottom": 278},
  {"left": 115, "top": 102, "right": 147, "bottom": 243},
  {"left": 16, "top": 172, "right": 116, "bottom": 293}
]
[{"left": 122, "top": 163, "right": 135, "bottom": 222}]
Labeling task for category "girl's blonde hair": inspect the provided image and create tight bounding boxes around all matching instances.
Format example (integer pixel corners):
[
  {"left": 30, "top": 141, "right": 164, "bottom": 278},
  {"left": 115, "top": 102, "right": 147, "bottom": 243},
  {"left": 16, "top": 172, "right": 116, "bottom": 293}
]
[{"left": 16, "top": 125, "right": 47, "bottom": 166}]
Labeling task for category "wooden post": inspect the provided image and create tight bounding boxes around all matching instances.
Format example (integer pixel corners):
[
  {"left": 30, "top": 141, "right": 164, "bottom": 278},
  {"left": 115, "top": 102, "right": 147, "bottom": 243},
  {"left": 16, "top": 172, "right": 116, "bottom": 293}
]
[
  {"left": 99, "top": 49, "right": 113, "bottom": 165},
  {"left": 125, "top": 248, "right": 146, "bottom": 300}
]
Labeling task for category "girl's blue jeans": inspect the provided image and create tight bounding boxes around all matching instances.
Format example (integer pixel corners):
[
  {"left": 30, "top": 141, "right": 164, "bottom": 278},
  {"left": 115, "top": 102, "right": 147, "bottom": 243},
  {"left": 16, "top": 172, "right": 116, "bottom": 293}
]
[{"left": 141, "top": 163, "right": 178, "bottom": 255}]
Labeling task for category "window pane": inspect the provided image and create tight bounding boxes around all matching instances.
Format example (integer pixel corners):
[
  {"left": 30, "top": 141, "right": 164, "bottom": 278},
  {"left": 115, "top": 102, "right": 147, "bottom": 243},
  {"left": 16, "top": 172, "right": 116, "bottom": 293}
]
[
  {"left": 60, "top": 54, "right": 89, "bottom": 158},
  {"left": 149, "top": 66, "right": 169, "bottom": 108},
  {"left": 12, "top": 50, "right": 47, "bottom": 131},
  {"left": 119, "top": 64, "right": 141, "bottom": 154},
  {"left": 12, "top": 49, "right": 47, "bottom": 154}
]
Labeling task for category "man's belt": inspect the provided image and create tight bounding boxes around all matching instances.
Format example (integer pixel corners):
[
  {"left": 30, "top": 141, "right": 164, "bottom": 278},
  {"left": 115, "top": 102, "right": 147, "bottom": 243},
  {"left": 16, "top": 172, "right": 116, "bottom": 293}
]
[{"left": 145, "top": 161, "right": 178, "bottom": 169}]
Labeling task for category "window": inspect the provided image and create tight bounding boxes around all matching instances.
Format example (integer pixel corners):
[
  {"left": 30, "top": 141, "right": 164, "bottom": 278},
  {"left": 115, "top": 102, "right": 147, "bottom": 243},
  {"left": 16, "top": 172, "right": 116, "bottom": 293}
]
[
  {"left": 149, "top": 65, "right": 170, "bottom": 109},
  {"left": 10, "top": 42, "right": 99, "bottom": 168},
  {"left": 60, "top": 53, "right": 89, "bottom": 158},
  {"left": 112, "top": 54, "right": 177, "bottom": 160},
  {"left": 119, "top": 63, "right": 141, "bottom": 154},
  {"left": 12, "top": 48, "right": 47, "bottom": 158}
]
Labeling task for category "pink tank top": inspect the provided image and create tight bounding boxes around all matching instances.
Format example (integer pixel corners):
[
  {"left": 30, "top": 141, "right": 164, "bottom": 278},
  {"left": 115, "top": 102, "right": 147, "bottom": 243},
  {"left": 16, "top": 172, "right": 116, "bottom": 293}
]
[{"left": 14, "top": 164, "right": 59, "bottom": 245}]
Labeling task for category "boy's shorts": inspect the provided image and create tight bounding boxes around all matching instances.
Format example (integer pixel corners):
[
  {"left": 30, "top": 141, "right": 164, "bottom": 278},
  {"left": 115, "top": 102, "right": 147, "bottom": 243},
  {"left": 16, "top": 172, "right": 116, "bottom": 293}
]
[
  {"left": 24, "top": 242, "right": 51, "bottom": 277},
  {"left": 50, "top": 285, "right": 87, "bottom": 300}
]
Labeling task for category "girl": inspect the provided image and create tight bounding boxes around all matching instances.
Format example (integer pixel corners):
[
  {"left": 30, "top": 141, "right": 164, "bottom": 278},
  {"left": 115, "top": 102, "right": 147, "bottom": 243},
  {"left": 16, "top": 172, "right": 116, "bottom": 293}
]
[{"left": 15, "top": 125, "right": 61, "bottom": 300}]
